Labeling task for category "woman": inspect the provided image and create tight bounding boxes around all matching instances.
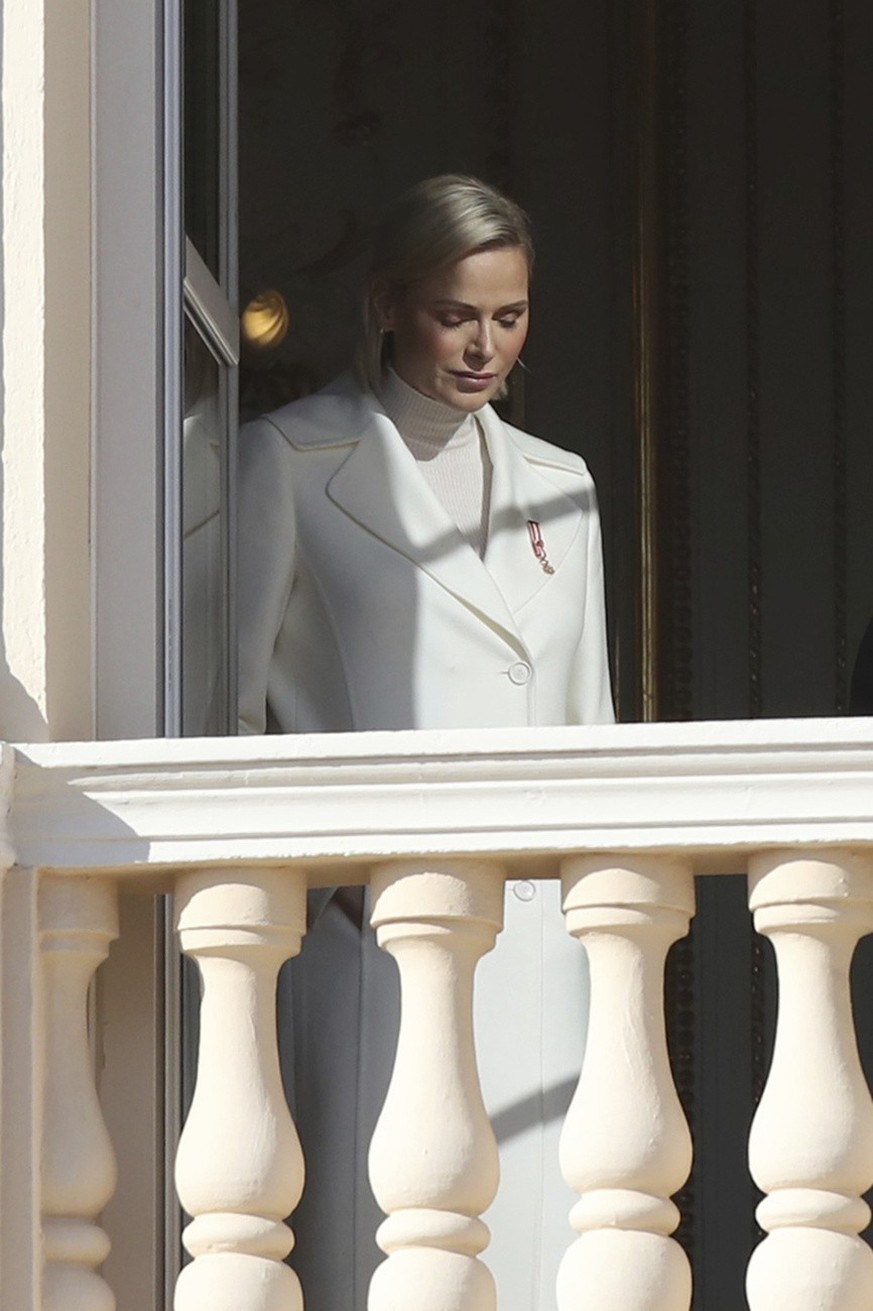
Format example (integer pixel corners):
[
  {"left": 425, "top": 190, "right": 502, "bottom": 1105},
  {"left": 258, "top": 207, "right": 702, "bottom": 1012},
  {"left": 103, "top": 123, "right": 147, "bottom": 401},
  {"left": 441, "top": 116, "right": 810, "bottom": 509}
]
[{"left": 238, "top": 175, "right": 614, "bottom": 1310}]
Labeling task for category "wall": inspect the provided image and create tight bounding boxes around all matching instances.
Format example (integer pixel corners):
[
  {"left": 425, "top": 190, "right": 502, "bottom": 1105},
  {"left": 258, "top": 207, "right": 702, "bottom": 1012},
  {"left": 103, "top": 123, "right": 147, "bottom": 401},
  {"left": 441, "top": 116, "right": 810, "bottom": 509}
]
[
  {"left": 0, "top": 0, "right": 93, "bottom": 742},
  {"left": 0, "top": 0, "right": 169, "bottom": 1303}
]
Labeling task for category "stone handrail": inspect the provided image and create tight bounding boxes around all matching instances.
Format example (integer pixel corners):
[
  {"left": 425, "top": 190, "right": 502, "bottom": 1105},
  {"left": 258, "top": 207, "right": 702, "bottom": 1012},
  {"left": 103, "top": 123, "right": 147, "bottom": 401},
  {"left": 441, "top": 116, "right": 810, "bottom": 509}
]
[{"left": 5, "top": 718, "right": 873, "bottom": 1309}]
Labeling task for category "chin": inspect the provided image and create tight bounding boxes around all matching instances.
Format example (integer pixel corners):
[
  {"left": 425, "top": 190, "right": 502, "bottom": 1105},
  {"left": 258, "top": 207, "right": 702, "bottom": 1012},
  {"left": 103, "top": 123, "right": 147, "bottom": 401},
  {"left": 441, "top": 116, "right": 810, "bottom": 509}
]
[
  {"left": 451, "top": 392, "right": 494, "bottom": 412},
  {"left": 443, "top": 381, "right": 502, "bottom": 411}
]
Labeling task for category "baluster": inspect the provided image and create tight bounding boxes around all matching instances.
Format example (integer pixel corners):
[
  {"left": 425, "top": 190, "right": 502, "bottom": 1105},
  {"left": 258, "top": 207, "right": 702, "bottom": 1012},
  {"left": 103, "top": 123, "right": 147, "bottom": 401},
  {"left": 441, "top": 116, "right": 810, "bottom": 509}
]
[
  {"left": 558, "top": 856, "right": 694, "bottom": 1311},
  {"left": 174, "top": 868, "right": 307, "bottom": 1311},
  {"left": 368, "top": 858, "right": 504, "bottom": 1311},
  {"left": 40, "top": 874, "right": 119, "bottom": 1311},
  {"left": 747, "top": 850, "right": 873, "bottom": 1310}
]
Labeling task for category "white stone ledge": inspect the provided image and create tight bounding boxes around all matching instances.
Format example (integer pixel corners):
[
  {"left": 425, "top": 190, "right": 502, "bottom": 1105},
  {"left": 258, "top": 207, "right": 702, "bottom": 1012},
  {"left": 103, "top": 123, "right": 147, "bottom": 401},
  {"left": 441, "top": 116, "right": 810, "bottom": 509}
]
[{"left": 7, "top": 717, "right": 873, "bottom": 879}]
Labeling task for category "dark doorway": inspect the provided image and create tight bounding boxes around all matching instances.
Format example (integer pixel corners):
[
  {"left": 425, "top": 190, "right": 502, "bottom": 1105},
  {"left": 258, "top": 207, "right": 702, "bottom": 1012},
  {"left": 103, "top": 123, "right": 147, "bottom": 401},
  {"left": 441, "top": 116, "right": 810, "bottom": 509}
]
[{"left": 236, "top": 1, "right": 873, "bottom": 1306}]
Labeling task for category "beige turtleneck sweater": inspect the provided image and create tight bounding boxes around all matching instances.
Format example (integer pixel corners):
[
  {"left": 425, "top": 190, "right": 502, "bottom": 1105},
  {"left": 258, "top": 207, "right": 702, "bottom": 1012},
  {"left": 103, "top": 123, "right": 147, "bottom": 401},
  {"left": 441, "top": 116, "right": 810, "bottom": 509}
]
[{"left": 378, "top": 368, "right": 493, "bottom": 559}]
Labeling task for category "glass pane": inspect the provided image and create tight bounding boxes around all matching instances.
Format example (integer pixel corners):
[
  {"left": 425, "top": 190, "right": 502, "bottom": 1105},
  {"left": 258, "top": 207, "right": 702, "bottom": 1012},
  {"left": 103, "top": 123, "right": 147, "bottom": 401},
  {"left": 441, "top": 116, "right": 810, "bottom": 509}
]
[
  {"left": 182, "top": 317, "right": 228, "bottom": 734},
  {"left": 184, "top": 0, "right": 221, "bottom": 277}
]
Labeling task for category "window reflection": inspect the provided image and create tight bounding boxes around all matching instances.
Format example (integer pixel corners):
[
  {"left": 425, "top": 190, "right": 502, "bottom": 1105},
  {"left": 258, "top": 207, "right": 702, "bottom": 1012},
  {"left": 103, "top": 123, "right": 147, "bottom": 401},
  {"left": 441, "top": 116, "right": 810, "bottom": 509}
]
[{"left": 182, "top": 318, "right": 227, "bottom": 734}]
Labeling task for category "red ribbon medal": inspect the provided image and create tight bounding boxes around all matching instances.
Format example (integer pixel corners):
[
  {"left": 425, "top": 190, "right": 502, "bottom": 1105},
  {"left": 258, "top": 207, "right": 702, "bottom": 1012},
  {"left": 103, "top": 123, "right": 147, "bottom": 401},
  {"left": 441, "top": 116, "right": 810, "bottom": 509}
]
[{"left": 527, "top": 520, "right": 555, "bottom": 575}]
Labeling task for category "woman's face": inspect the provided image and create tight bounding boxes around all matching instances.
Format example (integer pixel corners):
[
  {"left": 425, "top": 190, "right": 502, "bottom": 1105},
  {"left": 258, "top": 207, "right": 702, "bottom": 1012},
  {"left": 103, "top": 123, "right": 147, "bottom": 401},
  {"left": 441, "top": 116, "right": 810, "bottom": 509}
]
[{"left": 378, "top": 245, "right": 530, "bottom": 412}]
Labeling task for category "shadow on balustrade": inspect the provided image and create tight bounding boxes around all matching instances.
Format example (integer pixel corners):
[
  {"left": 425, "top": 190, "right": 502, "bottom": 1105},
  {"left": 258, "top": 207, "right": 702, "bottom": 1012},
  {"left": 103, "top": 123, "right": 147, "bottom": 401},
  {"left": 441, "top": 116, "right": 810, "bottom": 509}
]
[{"left": 10, "top": 751, "right": 151, "bottom": 866}]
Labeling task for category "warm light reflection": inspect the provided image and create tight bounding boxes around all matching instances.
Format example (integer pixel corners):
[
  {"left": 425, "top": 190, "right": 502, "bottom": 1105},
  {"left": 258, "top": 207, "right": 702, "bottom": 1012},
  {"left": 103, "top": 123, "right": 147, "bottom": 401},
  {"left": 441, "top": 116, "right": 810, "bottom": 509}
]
[{"left": 241, "top": 289, "right": 290, "bottom": 351}]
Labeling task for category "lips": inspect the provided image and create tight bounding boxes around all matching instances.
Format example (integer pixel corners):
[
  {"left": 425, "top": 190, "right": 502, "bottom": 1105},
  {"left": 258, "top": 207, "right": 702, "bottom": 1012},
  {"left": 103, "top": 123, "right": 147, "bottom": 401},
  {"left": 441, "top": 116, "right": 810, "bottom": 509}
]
[{"left": 452, "top": 371, "right": 496, "bottom": 382}]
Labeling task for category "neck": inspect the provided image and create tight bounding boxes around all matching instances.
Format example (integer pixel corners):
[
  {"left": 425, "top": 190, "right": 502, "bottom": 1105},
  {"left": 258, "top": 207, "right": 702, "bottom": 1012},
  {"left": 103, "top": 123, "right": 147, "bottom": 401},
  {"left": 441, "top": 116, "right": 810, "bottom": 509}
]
[{"left": 378, "top": 368, "right": 476, "bottom": 448}]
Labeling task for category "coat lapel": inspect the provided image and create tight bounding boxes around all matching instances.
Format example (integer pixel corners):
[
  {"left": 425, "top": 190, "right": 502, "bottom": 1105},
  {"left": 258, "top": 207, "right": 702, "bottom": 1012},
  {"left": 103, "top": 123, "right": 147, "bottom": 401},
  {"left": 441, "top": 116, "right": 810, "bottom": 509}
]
[
  {"left": 479, "top": 406, "right": 584, "bottom": 616},
  {"left": 326, "top": 407, "right": 527, "bottom": 649}
]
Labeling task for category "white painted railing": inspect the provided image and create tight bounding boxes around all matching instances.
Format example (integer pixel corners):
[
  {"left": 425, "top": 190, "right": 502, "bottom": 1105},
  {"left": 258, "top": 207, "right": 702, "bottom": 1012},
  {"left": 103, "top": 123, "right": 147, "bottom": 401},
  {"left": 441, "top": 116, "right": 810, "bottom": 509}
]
[{"left": 4, "top": 719, "right": 873, "bottom": 1310}]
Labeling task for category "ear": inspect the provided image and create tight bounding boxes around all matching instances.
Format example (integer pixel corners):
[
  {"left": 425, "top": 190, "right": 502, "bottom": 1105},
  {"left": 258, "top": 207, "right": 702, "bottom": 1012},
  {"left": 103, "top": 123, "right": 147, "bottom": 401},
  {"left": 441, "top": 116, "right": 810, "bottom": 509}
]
[{"left": 371, "top": 280, "right": 397, "bottom": 332}]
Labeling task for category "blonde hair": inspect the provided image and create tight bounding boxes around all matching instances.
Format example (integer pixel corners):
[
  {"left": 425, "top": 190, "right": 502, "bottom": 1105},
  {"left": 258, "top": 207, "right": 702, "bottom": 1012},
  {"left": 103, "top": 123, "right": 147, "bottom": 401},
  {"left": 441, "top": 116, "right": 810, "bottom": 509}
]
[{"left": 355, "top": 174, "right": 534, "bottom": 394}]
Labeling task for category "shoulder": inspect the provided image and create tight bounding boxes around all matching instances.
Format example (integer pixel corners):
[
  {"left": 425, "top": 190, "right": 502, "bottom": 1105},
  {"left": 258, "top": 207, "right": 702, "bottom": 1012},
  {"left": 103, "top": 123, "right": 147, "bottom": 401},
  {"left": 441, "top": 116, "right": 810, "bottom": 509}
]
[
  {"left": 246, "top": 372, "right": 375, "bottom": 451},
  {"left": 488, "top": 410, "right": 595, "bottom": 484}
]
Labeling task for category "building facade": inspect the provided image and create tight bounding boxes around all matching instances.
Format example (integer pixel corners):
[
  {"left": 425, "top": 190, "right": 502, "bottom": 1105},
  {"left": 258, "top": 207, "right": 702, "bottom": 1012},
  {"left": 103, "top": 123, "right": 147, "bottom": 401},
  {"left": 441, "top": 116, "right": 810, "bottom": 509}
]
[{"left": 2, "top": 0, "right": 873, "bottom": 1308}]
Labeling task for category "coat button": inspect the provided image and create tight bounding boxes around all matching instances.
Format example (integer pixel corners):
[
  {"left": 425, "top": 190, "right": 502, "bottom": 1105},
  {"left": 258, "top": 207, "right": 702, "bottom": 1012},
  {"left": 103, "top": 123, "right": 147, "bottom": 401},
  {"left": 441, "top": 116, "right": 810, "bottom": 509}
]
[
  {"left": 512, "top": 880, "right": 537, "bottom": 902},
  {"left": 508, "top": 660, "right": 532, "bottom": 685}
]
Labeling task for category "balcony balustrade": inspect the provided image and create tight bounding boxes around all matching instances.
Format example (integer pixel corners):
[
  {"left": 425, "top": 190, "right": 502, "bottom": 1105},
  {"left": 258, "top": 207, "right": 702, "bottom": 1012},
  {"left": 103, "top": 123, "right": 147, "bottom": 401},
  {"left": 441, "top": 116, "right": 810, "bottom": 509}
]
[{"left": 3, "top": 719, "right": 873, "bottom": 1310}]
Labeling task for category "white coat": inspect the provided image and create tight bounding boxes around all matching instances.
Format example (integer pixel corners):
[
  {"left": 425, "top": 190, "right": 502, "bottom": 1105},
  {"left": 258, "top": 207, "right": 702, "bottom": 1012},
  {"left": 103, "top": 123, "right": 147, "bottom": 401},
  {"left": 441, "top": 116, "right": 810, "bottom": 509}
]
[
  {"left": 237, "top": 372, "right": 614, "bottom": 1310},
  {"left": 238, "top": 373, "right": 613, "bottom": 734}
]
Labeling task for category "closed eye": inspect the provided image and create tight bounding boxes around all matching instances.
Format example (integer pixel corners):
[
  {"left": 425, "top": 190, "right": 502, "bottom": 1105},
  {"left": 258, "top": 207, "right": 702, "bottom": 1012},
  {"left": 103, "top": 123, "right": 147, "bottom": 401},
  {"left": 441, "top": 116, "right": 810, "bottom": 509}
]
[{"left": 438, "top": 314, "right": 524, "bottom": 329}]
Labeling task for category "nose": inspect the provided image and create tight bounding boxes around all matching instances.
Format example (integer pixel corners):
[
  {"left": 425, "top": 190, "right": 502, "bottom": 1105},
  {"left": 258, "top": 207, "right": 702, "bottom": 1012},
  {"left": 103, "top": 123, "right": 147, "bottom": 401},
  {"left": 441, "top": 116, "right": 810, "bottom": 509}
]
[{"left": 466, "top": 318, "right": 494, "bottom": 364}]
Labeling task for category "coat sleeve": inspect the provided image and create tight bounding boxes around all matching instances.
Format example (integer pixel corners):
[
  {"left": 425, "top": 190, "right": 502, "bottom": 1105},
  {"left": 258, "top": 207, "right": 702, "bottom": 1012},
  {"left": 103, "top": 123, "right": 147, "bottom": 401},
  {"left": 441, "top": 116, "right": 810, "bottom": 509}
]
[
  {"left": 237, "top": 418, "right": 297, "bottom": 735},
  {"left": 567, "top": 482, "right": 615, "bottom": 725}
]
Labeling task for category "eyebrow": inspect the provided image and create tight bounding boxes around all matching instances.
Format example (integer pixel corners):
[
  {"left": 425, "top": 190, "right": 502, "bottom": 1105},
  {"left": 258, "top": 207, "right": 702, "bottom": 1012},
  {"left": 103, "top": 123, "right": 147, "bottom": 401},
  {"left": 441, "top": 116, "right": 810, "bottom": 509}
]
[{"left": 431, "top": 299, "right": 530, "bottom": 313}]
